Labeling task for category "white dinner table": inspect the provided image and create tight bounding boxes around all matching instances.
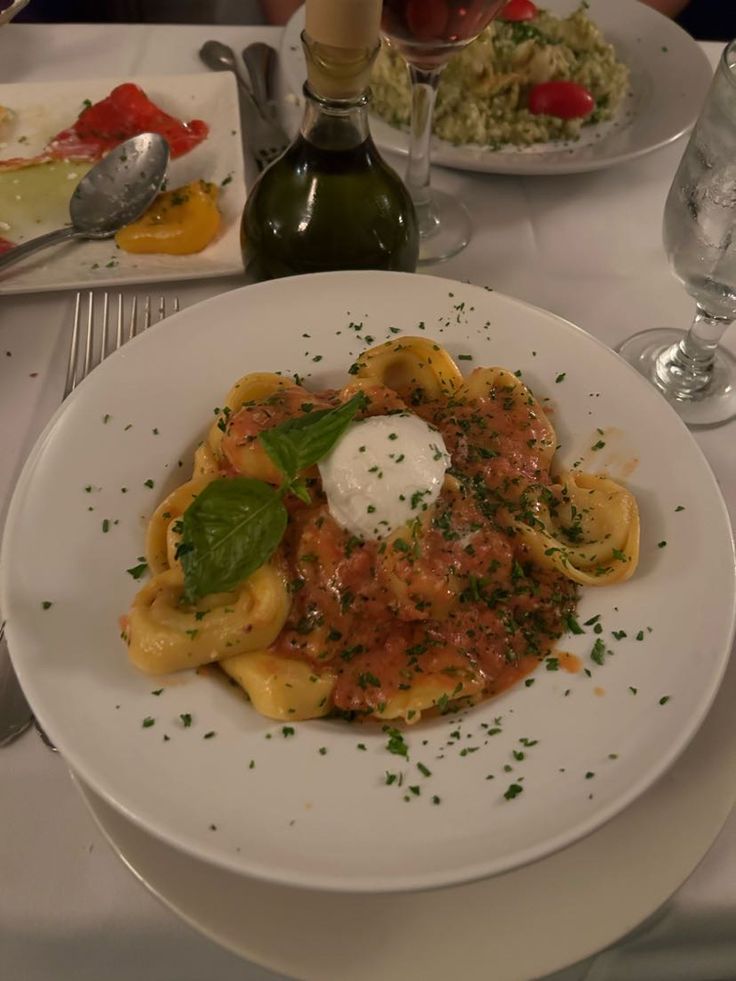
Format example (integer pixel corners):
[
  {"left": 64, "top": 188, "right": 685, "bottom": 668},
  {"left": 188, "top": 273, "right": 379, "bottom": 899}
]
[{"left": 1, "top": 21, "right": 735, "bottom": 981}]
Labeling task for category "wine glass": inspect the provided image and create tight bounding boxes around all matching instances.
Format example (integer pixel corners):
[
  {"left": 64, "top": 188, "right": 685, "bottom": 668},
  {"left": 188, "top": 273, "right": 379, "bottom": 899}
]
[
  {"left": 618, "top": 39, "right": 736, "bottom": 428},
  {"left": 0, "top": 0, "right": 30, "bottom": 26},
  {"left": 380, "top": 0, "right": 509, "bottom": 264}
]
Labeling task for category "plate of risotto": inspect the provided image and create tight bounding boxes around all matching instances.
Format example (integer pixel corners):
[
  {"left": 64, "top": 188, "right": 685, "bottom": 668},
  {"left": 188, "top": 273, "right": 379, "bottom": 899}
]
[{"left": 280, "top": 0, "right": 713, "bottom": 175}]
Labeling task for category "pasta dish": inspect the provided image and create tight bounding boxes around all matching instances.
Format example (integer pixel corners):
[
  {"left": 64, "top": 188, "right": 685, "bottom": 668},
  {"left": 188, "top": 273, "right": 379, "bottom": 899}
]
[{"left": 122, "top": 337, "right": 640, "bottom": 724}]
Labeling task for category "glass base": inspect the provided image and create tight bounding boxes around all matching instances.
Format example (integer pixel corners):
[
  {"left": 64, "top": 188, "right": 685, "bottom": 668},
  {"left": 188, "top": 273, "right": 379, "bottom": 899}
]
[
  {"left": 617, "top": 328, "right": 736, "bottom": 428},
  {"left": 415, "top": 189, "right": 471, "bottom": 265}
]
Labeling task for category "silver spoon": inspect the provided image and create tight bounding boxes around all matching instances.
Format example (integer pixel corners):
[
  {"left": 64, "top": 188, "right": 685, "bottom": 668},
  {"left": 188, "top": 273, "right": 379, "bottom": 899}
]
[
  {"left": 199, "top": 39, "right": 257, "bottom": 103},
  {"left": 0, "top": 131, "right": 169, "bottom": 273}
]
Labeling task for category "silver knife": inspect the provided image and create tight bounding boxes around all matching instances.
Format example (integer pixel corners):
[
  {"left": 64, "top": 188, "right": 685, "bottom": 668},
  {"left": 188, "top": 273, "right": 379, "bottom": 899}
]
[
  {"left": 242, "top": 42, "right": 280, "bottom": 123},
  {"left": 0, "top": 622, "right": 32, "bottom": 747}
]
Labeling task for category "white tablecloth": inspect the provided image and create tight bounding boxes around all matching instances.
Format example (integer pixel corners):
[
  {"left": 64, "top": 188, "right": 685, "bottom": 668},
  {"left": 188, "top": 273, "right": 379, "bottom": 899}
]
[{"left": 1, "top": 23, "right": 735, "bottom": 981}]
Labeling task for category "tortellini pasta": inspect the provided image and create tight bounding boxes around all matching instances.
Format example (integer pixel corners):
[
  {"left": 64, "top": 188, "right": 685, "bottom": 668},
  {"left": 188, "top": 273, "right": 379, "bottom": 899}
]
[
  {"left": 353, "top": 336, "right": 462, "bottom": 401},
  {"left": 515, "top": 472, "right": 640, "bottom": 585},
  {"left": 126, "top": 566, "right": 290, "bottom": 675},
  {"left": 122, "top": 336, "right": 641, "bottom": 725},
  {"left": 220, "top": 652, "right": 337, "bottom": 722}
]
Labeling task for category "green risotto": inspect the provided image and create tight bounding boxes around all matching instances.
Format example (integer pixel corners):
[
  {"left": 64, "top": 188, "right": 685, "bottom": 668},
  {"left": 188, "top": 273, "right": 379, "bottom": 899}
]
[{"left": 371, "top": 4, "right": 630, "bottom": 148}]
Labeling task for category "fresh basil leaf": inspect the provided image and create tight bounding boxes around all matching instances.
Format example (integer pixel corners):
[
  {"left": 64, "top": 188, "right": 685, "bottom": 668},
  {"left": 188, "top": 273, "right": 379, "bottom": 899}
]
[
  {"left": 259, "top": 392, "right": 366, "bottom": 480},
  {"left": 289, "top": 477, "right": 312, "bottom": 504},
  {"left": 180, "top": 478, "right": 287, "bottom": 603}
]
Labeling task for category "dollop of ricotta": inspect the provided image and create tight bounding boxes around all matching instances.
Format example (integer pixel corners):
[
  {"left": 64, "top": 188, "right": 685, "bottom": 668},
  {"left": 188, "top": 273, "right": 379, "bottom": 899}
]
[{"left": 318, "top": 413, "right": 450, "bottom": 540}]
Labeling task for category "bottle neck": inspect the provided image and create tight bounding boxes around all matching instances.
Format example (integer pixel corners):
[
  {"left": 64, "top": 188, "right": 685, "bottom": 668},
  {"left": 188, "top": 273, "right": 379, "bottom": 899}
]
[{"left": 300, "top": 86, "right": 372, "bottom": 151}]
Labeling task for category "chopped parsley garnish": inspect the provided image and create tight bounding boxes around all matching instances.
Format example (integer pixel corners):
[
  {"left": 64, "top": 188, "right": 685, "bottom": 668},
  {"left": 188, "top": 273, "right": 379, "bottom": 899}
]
[
  {"left": 384, "top": 726, "right": 409, "bottom": 758},
  {"left": 564, "top": 613, "right": 584, "bottom": 635},
  {"left": 590, "top": 638, "right": 606, "bottom": 665},
  {"left": 126, "top": 562, "right": 148, "bottom": 580},
  {"left": 357, "top": 671, "right": 381, "bottom": 689},
  {"left": 504, "top": 783, "right": 523, "bottom": 800}
]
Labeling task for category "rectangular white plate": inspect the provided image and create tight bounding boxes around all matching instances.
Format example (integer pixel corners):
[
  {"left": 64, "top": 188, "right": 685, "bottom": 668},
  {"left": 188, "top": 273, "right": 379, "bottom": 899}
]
[{"left": 0, "top": 73, "right": 246, "bottom": 294}]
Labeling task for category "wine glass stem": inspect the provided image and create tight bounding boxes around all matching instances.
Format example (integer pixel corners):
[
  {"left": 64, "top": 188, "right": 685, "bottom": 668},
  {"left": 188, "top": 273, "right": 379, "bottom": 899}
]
[
  {"left": 406, "top": 65, "right": 442, "bottom": 232},
  {"left": 656, "top": 304, "right": 732, "bottom": 396}
]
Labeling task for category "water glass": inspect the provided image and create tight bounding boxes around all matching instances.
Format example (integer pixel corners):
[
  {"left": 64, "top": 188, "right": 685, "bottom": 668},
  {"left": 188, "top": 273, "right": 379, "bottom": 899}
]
[{"left": 618, "top": 39, "right": 736, "bottom": 427}]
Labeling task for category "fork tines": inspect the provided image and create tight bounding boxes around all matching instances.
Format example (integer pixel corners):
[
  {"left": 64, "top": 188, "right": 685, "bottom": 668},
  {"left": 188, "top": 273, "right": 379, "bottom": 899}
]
[{"left": 64, "top": 291, "right": 180, "bottom": 399}]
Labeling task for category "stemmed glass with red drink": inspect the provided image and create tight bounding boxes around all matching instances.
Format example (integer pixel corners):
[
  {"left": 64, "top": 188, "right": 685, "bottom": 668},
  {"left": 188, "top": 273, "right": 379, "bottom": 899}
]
[{"left": 381, "top": 0, "right": 511, "bottom": 263}]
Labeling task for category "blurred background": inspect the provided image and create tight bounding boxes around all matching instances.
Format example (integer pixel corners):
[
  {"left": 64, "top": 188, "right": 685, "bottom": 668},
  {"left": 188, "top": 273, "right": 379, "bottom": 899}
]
[
  {"left": 6, "top": 0, "right": 735, "bottom": 38},
  {"left": 11, "top": 1, "right": 268, "bottom": 23}
]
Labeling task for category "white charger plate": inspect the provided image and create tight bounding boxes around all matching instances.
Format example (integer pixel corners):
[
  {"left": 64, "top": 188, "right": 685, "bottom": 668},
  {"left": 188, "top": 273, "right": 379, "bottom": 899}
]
[
  {"left": 0, "top": 73, "right": 245, "bottom": 294},
  {"left": 72, "top": 639, "right": 736, "bottom": 981},
  {"left": 2, "top": 271, "right": 735, "bottom": 894},
  {"left": 279, "top": 0, "right": 713, "bottom": 175}
]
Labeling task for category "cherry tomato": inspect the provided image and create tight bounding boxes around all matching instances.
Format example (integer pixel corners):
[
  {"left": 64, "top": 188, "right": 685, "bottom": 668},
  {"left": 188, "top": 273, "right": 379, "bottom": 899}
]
[
  {"left": 499, "top": 0, "right": 538, "bottom": 21},
  {"left": 405, "top": 0, "right": 449, "bottom": 42},
  {"left": 528, "top": 81, "right": 595, "bottom": 120}
]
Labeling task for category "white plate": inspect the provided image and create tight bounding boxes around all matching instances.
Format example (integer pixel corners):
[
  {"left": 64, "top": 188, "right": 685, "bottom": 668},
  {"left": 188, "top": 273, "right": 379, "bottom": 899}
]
[
  {"left": 72, "top": 636, "right": 736, "bottom": 981},
  {"left": 0, "top": 73, "right": 245, "bottom": 294},
  {"left": 2, "top": 271, "right": 735, "bottom": 894},
  {"left": 279, "top": 0, "right": 713, "bottom": 175}
]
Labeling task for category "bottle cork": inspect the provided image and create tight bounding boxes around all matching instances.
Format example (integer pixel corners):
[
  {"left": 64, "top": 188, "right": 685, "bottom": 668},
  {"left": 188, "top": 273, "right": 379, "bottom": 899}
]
[
  {"left": 303, "top": 0, "right": 382, "bottom": 100},
  {"left": 305, "top": 0, "right": 381, "bottom": 49}
]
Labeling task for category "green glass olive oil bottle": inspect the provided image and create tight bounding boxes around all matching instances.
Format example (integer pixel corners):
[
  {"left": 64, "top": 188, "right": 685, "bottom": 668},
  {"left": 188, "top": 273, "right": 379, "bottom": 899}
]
[{"left": 241, "top": 0, "right": 419, "bottom": 280}]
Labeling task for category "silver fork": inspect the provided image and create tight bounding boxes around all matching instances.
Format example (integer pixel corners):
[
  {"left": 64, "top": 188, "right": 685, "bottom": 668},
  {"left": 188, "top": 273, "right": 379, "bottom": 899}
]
[
  {"left": 65, "top": 291, "right": 180, "bottom": 396},
  {"left": 0, "top": 290, "right": 180, "bottom": 749}
]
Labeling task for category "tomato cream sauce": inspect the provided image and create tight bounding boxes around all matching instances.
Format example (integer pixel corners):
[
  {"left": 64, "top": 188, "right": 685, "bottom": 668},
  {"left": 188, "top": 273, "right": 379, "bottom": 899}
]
[{"left": 220, "top": 382, "right": 577, "bottom": 718}]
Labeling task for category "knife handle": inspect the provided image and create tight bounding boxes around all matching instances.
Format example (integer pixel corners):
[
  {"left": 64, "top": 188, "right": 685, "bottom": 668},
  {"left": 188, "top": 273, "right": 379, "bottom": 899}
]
[{"left": 242, "top": 43, "right": 278, "bottom": 117}]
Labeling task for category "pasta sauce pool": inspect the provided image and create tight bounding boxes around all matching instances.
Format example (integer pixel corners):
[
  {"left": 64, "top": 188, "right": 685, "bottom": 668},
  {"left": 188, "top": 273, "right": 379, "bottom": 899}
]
[{"left": 222, "top": 382, "right": 577, "bottom": 719}]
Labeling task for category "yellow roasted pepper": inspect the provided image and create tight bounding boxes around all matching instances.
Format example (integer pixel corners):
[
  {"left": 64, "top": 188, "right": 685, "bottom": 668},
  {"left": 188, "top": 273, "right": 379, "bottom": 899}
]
[{"left": 116, "top": 179, "right": 221, "bottom": 255}]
